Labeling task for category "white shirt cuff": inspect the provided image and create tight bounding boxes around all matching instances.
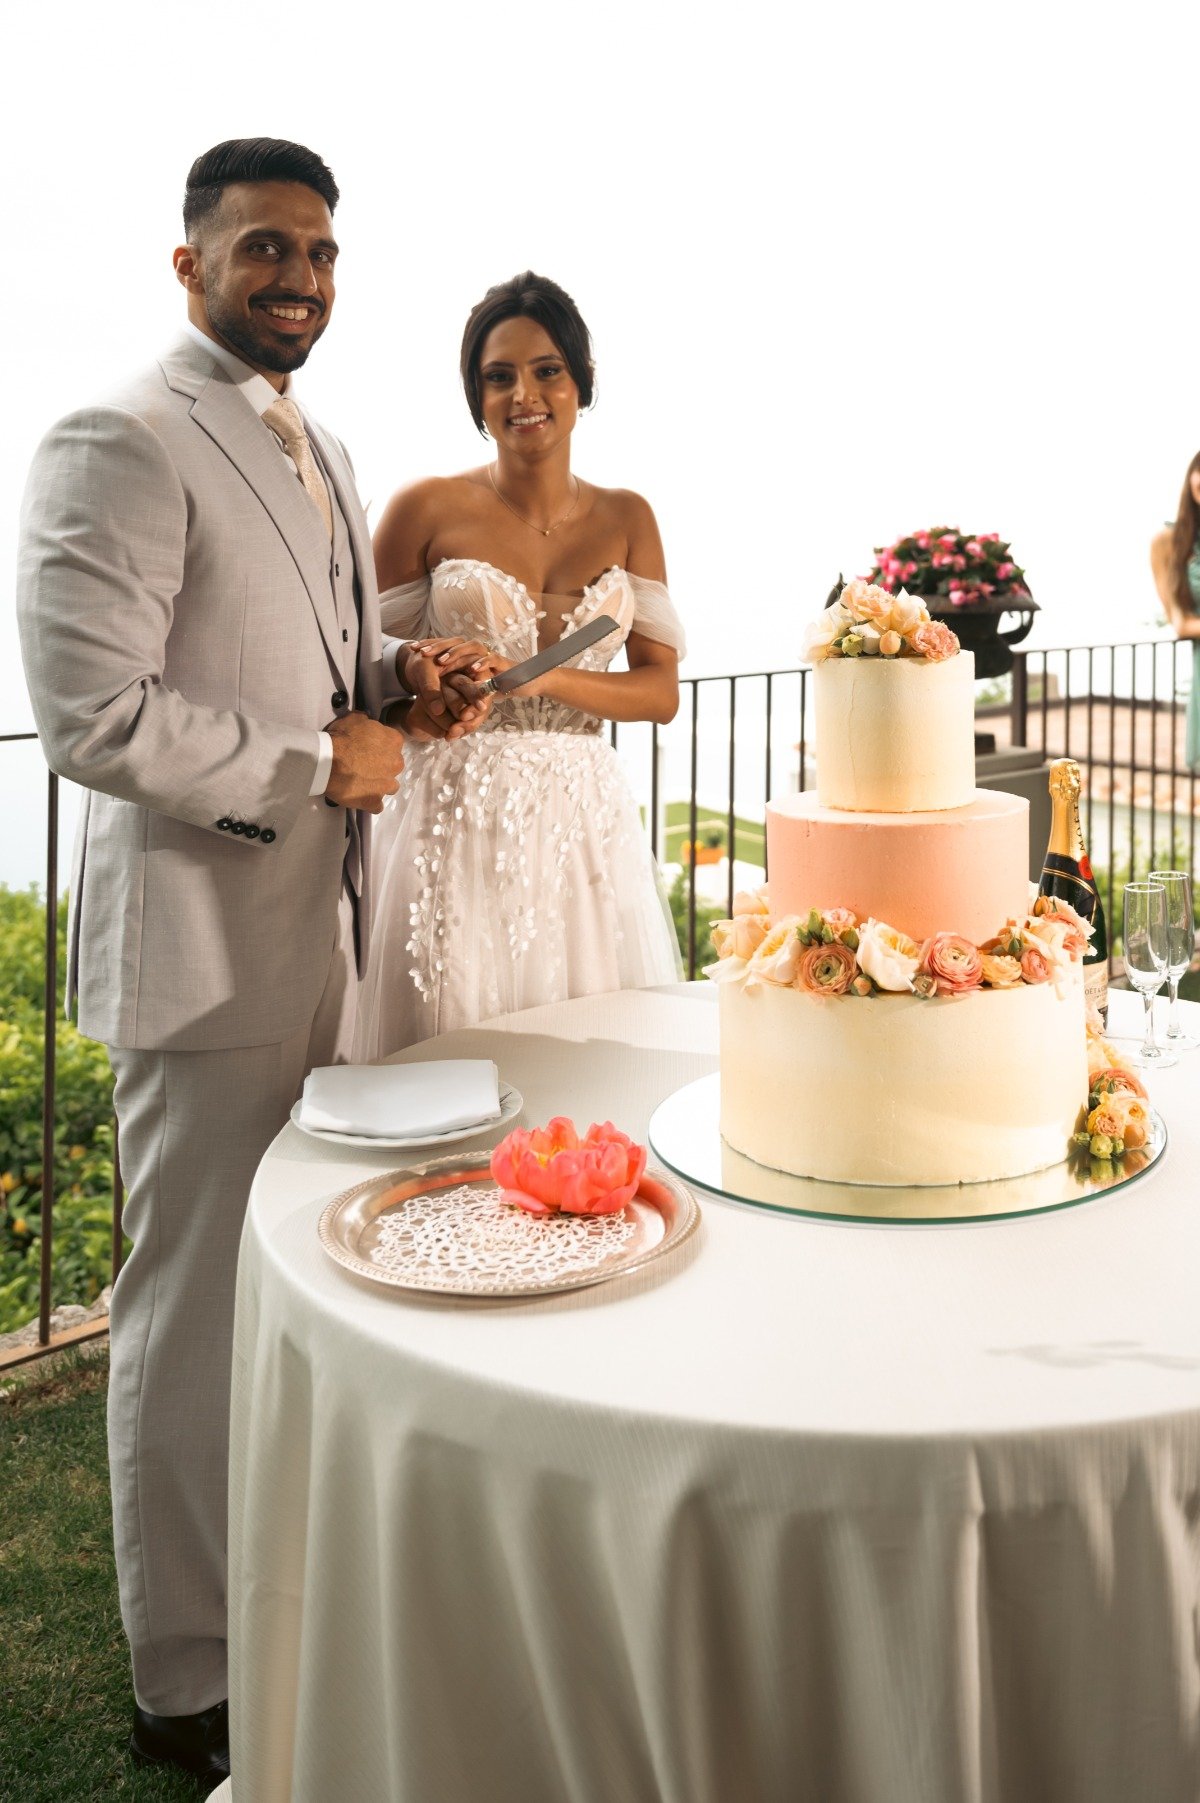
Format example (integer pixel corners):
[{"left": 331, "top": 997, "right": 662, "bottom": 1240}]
[
  {"left": 310, "top": 730, "right": 334, "bottom": 797},
  {"left": 383, "top": 637, "right": 411, "bottom": 702}
]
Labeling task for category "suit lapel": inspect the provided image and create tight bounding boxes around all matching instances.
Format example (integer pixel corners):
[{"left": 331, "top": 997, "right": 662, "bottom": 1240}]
[
  {"left": 306, "top": 415, "right": 384, "bottom": 716},
  {"left": 161, "top": 338, "right": 342, "bottom": 669}
]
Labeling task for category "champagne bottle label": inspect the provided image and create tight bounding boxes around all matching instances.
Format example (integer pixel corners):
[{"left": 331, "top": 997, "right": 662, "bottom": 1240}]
[{"left": 1038, "top": 759, "right": 1109, "bottom": 1025}]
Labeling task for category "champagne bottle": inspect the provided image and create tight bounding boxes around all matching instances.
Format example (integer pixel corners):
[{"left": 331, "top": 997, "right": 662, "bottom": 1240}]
[{"left": 1037, "top": 759, "right": 1108, "bottom": 1022}]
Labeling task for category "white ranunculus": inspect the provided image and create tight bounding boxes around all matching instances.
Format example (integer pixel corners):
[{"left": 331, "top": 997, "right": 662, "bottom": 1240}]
[
  {"left": 856, "top": 917, "right": 919, "bottom": 992},
  {"left": 745, "top": 919, "right": 803, "bottom": 987},
  {"left": 800, "top": 613, "right": 839, "bottom": 664},
  {"left": 888, "top": 589, "right": 926, "bottom": 635}
]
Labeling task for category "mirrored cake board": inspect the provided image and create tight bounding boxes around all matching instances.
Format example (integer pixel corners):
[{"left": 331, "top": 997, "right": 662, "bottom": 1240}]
[{"left": 648, "top": 1073, "right": 1166, "bottom": 1226}]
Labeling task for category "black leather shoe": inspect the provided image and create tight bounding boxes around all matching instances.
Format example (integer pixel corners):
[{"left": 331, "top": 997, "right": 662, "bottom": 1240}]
[{"left": 130, "top": 1697, "right": 230, "bottom": 1792}]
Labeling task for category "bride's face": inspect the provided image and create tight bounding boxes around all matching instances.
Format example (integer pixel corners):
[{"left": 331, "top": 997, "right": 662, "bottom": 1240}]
[{"left": 478, "top": 317, "right": 579, "bottom": 455}]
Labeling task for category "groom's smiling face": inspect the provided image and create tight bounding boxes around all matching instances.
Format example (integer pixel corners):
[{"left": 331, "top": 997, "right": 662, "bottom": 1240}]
[{"left": 178, "top": 180, "right": 338, "bottom": 380}]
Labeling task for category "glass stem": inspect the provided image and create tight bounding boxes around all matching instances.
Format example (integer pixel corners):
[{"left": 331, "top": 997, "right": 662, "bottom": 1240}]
[
  {"left": 1143, "top": 988, "right": 1158, "bottom": 1055},
  {"left": 1166, "top": 975, "right": 1181, "bottom": 1040}
]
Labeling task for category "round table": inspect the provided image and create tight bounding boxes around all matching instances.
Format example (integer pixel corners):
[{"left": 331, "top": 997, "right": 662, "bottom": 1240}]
[{"left": 225, "top": 986, "right": 1200, "bottom": 1803}]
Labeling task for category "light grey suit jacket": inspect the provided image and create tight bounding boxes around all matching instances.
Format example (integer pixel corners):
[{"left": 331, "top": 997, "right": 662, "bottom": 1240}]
[{"left": 17, "top": 332, "right": 401, "bottom": 1052}]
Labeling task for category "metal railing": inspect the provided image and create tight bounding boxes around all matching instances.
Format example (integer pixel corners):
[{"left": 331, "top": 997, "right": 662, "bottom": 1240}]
[{"left": 4, "top": 635, "right": 1197, "bottom": 1361}]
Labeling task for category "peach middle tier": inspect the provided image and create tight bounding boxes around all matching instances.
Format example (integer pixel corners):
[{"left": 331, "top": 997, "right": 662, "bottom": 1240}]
[{"left": 766, "top": 788, "right": 1030, "bottom": 946}]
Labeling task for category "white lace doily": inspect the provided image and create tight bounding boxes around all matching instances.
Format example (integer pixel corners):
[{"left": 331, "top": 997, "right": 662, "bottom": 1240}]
[{"left": 367, "top": 1181, "right": 639, "bottom": 1291}]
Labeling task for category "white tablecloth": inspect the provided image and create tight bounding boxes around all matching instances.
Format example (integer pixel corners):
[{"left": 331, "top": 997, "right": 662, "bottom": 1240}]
[{"left": 225, "top": 987, "right": 1200, "bottom": 1803}]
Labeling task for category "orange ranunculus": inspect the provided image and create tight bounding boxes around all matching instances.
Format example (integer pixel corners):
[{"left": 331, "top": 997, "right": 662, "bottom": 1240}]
[
  {"left": 920, "top": 931, "right": 983, "bottom": 995},
  {"left": 1089, "top": 1065, "right": 1149, "bottom": 1102},
  {"left": 490, "top": 1117, "right": 647, "bottom": 1218}
]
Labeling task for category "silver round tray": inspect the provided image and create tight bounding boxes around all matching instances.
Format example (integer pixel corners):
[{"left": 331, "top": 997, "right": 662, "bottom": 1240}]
[
  {"left": 318, "top": 1153, "right": 700, "bottom": 1296},
  {"left": 648, "top": 1073, "right": 1167, "bottom": 1226}
]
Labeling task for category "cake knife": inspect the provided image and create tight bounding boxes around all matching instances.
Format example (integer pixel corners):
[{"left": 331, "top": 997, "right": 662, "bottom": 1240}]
[{"left": 473, "top": 614, "right": 621, "bottom": 696}]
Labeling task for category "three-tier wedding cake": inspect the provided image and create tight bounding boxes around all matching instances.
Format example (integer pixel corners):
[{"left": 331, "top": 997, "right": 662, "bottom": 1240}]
[{"left": 709, "top": 582, "right": 1091, "bottom": 1188}]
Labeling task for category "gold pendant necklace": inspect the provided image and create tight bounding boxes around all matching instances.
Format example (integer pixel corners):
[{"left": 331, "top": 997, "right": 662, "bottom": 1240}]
[{"left": 488, "top": 464, "right": 581, "bottom": 537}]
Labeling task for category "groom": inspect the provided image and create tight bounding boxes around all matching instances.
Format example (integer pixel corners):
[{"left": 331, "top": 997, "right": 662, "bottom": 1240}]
[{"left": 16, "top": 138, "right": 484, "bottom": 1791}]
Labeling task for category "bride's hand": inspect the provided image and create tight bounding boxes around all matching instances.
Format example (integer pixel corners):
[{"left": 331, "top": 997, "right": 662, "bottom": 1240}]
[{"left": 400, "top": 637, "right": 492, "bottom": 727}]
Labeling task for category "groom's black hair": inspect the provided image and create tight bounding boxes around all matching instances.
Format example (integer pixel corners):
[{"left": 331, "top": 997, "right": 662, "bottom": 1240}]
[
  {"left": 183, "top": 138, "right": 339, "bottom": 239},
  {"left": 460, "top": 272, "right": 596, "bottom": 435}
]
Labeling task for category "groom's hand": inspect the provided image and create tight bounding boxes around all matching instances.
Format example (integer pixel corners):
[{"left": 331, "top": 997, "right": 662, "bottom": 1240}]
[
  {"left": 324, "top": 712, "right": 405, "bottom": 813},
  {"left": 401, "top": 638, "right": 492, "bottom": 732}
]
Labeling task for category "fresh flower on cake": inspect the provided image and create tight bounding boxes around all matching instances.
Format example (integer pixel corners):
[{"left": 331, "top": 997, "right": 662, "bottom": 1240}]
[
  {"left": 706, "top": 891, "right": 1091, "bottom": 1000},
  {"left": 801, "top": 580, "right": 960, "bottom": 666},
  {"left": 1073, "top": 1057, "right": 1152, "bottom": 1161},
  {"left": 490, "top": 1117, "right": 647, "bottom": 1217},
  {"left": 867, "top": 528, "right": 1031, "bottom": 610}
]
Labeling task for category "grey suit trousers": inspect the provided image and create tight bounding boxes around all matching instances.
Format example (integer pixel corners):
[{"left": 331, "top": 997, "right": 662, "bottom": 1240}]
[{"left": 107, "top": 890, "right": 357, "bottom": 1714}]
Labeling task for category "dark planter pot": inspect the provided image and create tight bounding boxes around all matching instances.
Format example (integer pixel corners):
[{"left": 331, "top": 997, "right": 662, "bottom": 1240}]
[{"left": 928, "top": 597, "right": 1039, "bottom": 681}]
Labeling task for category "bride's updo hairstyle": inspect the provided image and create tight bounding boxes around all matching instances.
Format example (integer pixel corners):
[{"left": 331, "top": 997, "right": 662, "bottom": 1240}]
[{"left": 460, "top": 272, "right": 596, "bottom": 436}]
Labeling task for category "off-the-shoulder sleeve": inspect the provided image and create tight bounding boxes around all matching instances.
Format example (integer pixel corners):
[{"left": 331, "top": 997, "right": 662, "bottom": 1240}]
[
  {"left": 378, "top": 575, "right": 431, "bottom": 637},
  {"left": 628, "top": 574, "right": 686, "bottom": 659}
]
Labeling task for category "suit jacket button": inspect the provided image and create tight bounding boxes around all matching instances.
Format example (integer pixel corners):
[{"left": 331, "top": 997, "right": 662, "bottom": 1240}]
[
  {"left": 230, "top": 821, "right": 245, "bottom": 835},
  {"left": 244, "top": 824, "right": 260, "bottom": 839},
  {"left": 260, "top": 828, "right": 277, "bottom": 844},
  {"left": 331, "top": 689, "right": 348, "bottom": 709},
  {"left": 216, "top": 817, "right": 232, "bottom": 831}
]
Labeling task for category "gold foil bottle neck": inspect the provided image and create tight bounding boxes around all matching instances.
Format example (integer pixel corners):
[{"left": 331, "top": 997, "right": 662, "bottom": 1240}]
[{"left": 1047, "top": 758, "right": 1081, "bottom": 801}]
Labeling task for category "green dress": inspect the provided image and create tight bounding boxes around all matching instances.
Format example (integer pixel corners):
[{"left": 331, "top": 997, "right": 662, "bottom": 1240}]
[{"left": 1187, "top": 539, "right": 1200, "bottom": 769}]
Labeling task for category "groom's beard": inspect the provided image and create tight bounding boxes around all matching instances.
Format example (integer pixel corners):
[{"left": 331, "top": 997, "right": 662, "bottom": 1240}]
[{"left": 205, "top": 287, "right": 328, "bottom": 376}]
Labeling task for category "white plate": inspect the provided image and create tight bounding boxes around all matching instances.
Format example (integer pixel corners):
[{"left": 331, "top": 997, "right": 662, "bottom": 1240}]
[{"left": 290, "top": 1082, "right": 523, "bottom": 1149}]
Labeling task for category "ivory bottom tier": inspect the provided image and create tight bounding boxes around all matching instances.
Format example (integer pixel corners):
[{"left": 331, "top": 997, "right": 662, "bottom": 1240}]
[{"left": 718, "top": 977, "right": 1088, "bottom": 1188}]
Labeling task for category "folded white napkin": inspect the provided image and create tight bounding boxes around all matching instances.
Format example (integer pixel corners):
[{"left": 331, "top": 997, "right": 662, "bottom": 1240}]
[{"left": 298, "top": 1060, "right": 502, "bottom": 1139}]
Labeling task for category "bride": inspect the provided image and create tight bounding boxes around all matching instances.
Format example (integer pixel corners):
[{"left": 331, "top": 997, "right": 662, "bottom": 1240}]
[{"left": 355, "top": 272, "right": 686, "bottom": 1057}]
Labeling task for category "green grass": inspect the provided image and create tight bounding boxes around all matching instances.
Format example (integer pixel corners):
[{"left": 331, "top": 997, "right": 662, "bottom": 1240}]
[
  {"left": 0, "top": 1348, "right": 200, "bottom": 1801},
  {"left": 662, "top": 801, "right": 766, "bottom": 869}
]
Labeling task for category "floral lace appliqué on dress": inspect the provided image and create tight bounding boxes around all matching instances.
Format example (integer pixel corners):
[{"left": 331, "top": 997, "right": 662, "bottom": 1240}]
[{"left": 355, "top": 561, "right": 686, "bottom": 1057}]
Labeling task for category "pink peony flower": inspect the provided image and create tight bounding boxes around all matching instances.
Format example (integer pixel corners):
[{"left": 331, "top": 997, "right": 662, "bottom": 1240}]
[
  {"left": 1019, "top": 945, "right": 1053, "bottom": 983},
  {"left": 965, "top": 539, "right": 983, "bottom": 557},
  {"left": 948, "top": 588, "right": 966, "bottom": 606},
  {"left": 938, "top": 533, "right": 959, "bottom": 548},
  {"left": 995, "top": 561, "right": 1014, "bottom": 579},
  {"left": 910, "top": 620, "right": 960, "bottom": 662},
  {"left": 490, "top": 1117, "right": 647, "bottom": 1217},
  {"left": 795, "top": 939, "right": 857, "bottom": 996},
  {"left": 919, "top": 932, "right": 983, "bottom": 995},
  {"left": 915, "top": 531, "right": 931, "bottom": 548}
]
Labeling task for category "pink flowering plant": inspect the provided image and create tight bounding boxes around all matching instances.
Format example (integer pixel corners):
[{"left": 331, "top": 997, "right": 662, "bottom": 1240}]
[{"left": 867, "top": 528, "right": 1030, "bottom": 611}]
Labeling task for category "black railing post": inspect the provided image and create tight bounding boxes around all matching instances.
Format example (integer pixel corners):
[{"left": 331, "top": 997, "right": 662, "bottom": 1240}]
[
  {"left": 1011, "top": 652, "right": 1029, "bottom": 747},
  {"left": 39, "top": 770, "right": 58, "bottom": 1347},
  {"left": 687, "top": 684, "right": 699, "bottom": 979}
]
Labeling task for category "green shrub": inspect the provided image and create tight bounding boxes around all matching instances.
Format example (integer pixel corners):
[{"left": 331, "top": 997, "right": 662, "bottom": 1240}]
[
  {"left": 0, "top": 887, "right": 118, "bottom": 1334},
  {"left": 667, "top": 871, "right": 724, "bottom": 972}
]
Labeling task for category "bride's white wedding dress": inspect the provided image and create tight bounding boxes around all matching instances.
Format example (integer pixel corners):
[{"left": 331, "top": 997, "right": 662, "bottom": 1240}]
[{"left": 355, "top": 559, "right": 685, "bottom": 1058}]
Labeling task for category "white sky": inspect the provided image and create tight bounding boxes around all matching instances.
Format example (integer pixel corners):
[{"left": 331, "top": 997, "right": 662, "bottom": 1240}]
[{"left": 3, "top": 0, "right": 1199, "bottom": 883}]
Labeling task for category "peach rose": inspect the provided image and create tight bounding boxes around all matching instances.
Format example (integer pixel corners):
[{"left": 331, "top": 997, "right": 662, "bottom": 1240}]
[
  {"left": 980, "top": 952, "right": 1023, "bottom": 988},
  {"left": 821, "top": 906, "right": 859, "bottom": 937},
  {"left": 841, "top": 578, "right": 893, "bottom": 626},
  {"left": 1020, "top": 944, "right": 1053, "bottom": 983},
  {"left": 1027, "top": 909, "right": 1087, "bottom": 960},
  {"left": 856, "top": 918, "right": 919, "bottom": 991},
  {"left": 795, "top": 939, "right": 857, "bottom": 996},
  {"left": 1086, "top": 1101, "right": 1126, "bottom": 1141},
  {"left": 878, "top": 629, "right": 903, "bottom": 657},
  {"left": 490, "top": 1117, "right": 646, "bottom": 1217},
  {"left": 920, "top": 931, "right": 983, "bottom": 995},
  {"left": 732, "top": 886, "right": 770, "bottom": 918},
  {"left": 909, "top": 620, "right": 960, "bottom": 662},
  {"left": 711, "top": 913, "right": 771, "bottom": 962}
]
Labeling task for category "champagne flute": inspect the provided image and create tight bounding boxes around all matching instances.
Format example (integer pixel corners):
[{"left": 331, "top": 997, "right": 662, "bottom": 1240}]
[
  {"left": 1122, "top": 882, "right": 1178, "bottom": 1068},
  {"left": 1148, "top": 869, "right": 1199, "bottom": 1051}
]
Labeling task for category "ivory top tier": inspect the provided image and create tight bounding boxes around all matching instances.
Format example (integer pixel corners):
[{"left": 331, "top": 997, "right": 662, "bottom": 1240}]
[{"left": 813, "top": 651, "right": 977, "bottom": 813}]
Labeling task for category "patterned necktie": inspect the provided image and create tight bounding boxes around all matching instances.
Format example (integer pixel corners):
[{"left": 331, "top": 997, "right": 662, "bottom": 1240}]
[{"left": 262, "top": 396, "right": 334, "bottom": 539}]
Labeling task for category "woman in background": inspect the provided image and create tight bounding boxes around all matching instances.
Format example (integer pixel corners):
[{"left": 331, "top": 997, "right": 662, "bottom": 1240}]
[
  {"left": 1151, "top": 451, "right": 1200, "bottom": 769},
  {"left": 355, "top": 272, "right": 685, "bottom": 1057}
]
